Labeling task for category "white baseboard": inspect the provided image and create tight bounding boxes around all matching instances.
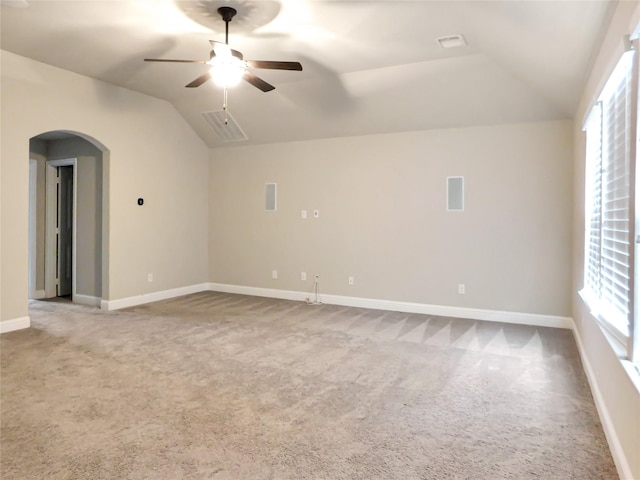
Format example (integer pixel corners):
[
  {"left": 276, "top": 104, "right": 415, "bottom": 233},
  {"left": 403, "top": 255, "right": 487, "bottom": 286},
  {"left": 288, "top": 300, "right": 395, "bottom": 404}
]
[
  {"left": 208, "top": 283, "right": 309, "bottom": 302},
  {"left": 572, "top": 323, "right": 634, "bottom": 480},
  {"left": 207, "top": 283, "right": 572, "bottom": 329},
  {"left": 0, "top": 316, "right": 31, "bottom": 334},
  {"left": 101, "top": 283, "right": 210, "bottom": 311},
  {"left": 31, "top": 290, "right": 46, "bottom": 300},
  {"left": 73, "top": 294, "right": 101, "bottom": 307}
]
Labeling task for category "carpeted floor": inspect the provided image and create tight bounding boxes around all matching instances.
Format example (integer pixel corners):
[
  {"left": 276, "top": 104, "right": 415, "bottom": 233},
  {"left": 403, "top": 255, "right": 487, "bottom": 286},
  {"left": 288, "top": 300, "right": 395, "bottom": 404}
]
[{"left": 1, "top": 292, "right": 617, "bottom": 479}]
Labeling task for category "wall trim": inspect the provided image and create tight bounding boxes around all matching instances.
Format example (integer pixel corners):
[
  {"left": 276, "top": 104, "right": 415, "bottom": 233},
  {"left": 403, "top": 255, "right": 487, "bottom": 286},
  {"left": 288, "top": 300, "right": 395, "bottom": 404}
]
[
  {"left": 208, "top": 283, "right": 309, "bottom": 302},
  {"left": 101, "top": 283, "right": 210, "bottom": 311},
  {"left": 32, "top": 290, "right": 46, "bottom": 300},
  {"left": 0, "top": 316, "right": 31, "bottom": 334},
  {"left": 572, "top": 321, "right": 634, "bottom": 480},
  {"left": 98, "top": 281, "right": 573, "bottom": 328},
  {"left": 74, "top": 294, "right": 101, "bottom": 307},
  {"left": 207, "top": 283, "right": 572, "bottom": 329}
]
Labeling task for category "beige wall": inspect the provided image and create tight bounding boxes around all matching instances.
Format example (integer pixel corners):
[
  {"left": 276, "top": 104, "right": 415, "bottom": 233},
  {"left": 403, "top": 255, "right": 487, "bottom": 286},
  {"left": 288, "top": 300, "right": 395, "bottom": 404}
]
[
  {"left": 29, "top": 138, "right": 47, "bottom": 292},
  {"left": 1, "top": 50, "right": 210, "bottom": 323},
  {"left": 210, "top": 120, "right": 573, "bottom": 317},
  {"left": 571, "top": 1, "right": 640, "bottom": 479}
]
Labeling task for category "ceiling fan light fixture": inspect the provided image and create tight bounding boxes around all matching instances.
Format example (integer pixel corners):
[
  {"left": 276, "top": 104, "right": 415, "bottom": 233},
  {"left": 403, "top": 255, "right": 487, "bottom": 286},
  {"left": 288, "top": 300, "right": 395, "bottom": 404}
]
[
  {"left": 144, "top": 4, "right": 301, "bottom": 92},
  {"left": 214, "top": 42, "right": 233, "bottom": 58},
  {"left": 209, "top": 56, "right": 246, "bottom": 87}
]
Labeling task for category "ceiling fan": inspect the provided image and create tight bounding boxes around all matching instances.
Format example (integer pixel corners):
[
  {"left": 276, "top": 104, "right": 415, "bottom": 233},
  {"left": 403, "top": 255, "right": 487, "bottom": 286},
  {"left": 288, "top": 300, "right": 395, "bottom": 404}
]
[{"left": 144, "top": 6, "right": 302, "bottom": 92}]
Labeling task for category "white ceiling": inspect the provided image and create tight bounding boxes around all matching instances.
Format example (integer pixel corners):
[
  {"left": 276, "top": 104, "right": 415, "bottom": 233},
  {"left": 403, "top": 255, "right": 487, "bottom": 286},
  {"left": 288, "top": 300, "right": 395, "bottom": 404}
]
[{"left": 0, "top": 0, "right": 616, "bottom": 148}]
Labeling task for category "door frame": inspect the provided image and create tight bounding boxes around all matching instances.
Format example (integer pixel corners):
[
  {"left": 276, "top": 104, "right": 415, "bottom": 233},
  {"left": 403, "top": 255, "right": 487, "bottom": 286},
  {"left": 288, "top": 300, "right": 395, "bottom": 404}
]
[
  {"left": 28, "top": 159, "right": 37, "bottom": 299},
  {"left": 45, "top": 158, "right": 78, "bottom": 299}
]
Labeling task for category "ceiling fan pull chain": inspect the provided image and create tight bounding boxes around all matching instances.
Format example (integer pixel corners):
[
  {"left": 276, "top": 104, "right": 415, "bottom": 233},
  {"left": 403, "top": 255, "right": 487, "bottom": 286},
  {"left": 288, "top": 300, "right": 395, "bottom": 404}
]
[{"left": 223, "top": 87, "right": 229, "bottom": 125}]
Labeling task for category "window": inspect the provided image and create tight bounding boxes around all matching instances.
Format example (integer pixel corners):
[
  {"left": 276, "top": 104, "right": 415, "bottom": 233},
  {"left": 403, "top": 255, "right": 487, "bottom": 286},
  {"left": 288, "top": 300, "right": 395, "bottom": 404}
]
[{"left": 582, "top": 39, "right": 638, "bottom": 362}]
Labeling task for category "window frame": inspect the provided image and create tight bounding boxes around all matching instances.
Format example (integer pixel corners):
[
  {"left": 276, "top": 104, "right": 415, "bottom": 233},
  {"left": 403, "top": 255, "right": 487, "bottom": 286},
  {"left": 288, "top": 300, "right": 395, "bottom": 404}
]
[{"left": 582, "top": 37, "right": 639, "bottom": 363}]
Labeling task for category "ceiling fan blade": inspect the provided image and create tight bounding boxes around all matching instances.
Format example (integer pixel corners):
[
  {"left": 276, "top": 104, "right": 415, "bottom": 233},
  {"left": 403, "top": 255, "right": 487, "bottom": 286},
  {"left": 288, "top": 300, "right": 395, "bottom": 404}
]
[
  {"left": 186, "top": 72, "right": 212, "bottom": 88},
  {"left": 209, "top": 40, "right": 243, "bottom": 60},
  {"left": 246, "top": 61, "right": 302, "bottom": 71},
  {"left": 145, "top": 58, "right": 208, "bottom": 64},
  {"left": 243, "top": 71, "right": 275, "bottom": 92}
]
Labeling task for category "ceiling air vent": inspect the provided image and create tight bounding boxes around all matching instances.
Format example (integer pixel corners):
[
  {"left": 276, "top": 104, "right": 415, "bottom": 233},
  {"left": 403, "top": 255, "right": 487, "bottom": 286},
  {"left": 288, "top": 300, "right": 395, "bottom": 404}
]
[
  {"left": 436, "top": 34, "right": 467, "bottom": 49},
  {"left": 201, "top": 110, "right": 248, "bottom": 142}
]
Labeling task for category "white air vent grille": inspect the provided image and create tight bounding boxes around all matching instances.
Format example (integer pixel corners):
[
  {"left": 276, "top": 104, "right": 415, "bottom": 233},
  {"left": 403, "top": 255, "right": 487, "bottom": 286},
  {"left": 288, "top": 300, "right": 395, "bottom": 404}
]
[
  {"left": 201, "top": 110, "right": 248, "bottom": 142},
  {"left": 436, "top": 34, "right": 467, "bottom": 49}
]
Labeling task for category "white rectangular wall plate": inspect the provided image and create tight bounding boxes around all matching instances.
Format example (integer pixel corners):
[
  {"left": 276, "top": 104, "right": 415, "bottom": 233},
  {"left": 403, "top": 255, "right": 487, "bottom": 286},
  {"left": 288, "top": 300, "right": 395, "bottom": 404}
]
[
  {"left": 265, "top": 183, "right": 277, "bottom": 211},
  {"left": 447, "top": 176, "right": 464, "bottom": 211}
]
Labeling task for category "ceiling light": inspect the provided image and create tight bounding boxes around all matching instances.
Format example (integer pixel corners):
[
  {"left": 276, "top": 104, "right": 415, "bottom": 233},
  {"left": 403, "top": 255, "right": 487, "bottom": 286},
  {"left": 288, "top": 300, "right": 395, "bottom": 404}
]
[
  {"left": 209, "top": 59, "right": 246, "bottom": 88},
  {"left": 436, "top": 34, "right": 467, "bottom": 49},
  {"left": 207, "top": 45, "right": 246, "bottom": 88}
]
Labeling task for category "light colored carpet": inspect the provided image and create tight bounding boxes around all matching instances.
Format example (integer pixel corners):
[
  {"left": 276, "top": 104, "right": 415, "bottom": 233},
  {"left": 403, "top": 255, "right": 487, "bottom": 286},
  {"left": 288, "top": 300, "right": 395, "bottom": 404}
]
[{"left": 1, "top": 292, "right": 617, "bottom": 479}]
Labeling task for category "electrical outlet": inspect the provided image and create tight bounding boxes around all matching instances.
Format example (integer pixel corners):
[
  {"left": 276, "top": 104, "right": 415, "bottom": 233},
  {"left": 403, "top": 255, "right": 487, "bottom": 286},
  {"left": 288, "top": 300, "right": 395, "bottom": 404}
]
[
  {"left": 301, "top": 272, "right": 307, "bottom": 281},
  {"left": 272, "top": 270, "right": 278, "bottom": 279},
  {"left": 301, "top": 210, "right": 307, "bottom": 219},
  {"left": 348, "top": 276, "right": 354, "bottom": 285},
  {"left": 458, "top": 283, "right": 465, "bottom": 294},
  {"left": 147, "top": 273, "right": 153, "bottom": 282},
  {"left": 313, "top": 209, "right": 320, "bottom": 218}
]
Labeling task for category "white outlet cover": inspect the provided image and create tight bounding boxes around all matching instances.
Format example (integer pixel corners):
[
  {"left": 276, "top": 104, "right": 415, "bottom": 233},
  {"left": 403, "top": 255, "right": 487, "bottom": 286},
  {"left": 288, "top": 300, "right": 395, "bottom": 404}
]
[
  {"left": 301, "top": 210, "right": 307, "bottom": 219},
  {"left": 301, "top": 272, "right": 307, "bottom": 281},
  {"left": 272, "top": 270, "right": 278, "bottom": 279}
]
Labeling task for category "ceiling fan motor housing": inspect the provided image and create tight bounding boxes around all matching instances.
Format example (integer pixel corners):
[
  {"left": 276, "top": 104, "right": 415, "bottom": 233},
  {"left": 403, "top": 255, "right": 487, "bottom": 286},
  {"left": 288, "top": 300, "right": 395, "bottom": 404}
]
[{"left": 218, "top": 6, "right": 237, "bottom": 23}]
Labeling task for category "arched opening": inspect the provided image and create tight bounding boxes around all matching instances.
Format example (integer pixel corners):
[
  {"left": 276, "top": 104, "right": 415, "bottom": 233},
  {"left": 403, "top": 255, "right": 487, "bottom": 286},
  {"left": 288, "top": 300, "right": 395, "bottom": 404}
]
[{"left": 29, "top": 130, "right": 109, "bottom": 307}]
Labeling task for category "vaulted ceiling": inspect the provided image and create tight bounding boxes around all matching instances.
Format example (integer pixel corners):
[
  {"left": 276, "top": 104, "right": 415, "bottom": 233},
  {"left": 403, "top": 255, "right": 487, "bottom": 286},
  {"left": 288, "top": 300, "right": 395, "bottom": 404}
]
[{"left": 0, "top": 0, "right": 616, "bottom": 147}]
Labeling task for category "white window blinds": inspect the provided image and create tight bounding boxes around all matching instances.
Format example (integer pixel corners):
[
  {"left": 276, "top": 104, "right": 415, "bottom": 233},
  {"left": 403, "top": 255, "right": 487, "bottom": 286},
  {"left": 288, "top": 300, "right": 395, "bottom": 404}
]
[
  {"left": 584, "top": 104, "right": 603, "bottom": 298},
  {"left": 583, "top": 49, "right": 636, "bottom": 338}
]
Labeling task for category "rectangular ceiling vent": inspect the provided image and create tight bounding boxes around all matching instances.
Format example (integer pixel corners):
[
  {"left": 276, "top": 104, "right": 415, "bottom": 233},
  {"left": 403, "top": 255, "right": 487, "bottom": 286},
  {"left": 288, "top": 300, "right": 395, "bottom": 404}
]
[
  {"left": 436, "top": 34, "right": 467, "bottom": 49},
  {"left": 201, "top": 110, "right": 248, "bottom": 143}
]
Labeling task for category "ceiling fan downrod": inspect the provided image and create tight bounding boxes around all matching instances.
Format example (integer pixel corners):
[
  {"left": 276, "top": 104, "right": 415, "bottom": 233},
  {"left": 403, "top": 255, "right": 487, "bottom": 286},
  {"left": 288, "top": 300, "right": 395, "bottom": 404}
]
[{"left": 217, "top": 6, "right": 237, "bottom": 45}]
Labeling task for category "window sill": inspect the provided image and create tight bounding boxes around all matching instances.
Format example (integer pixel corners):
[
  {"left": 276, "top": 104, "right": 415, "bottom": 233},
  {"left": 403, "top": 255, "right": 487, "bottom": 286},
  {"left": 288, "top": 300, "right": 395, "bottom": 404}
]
[{"left": 578, "top": 289, "right": 640, "bottom": 395}]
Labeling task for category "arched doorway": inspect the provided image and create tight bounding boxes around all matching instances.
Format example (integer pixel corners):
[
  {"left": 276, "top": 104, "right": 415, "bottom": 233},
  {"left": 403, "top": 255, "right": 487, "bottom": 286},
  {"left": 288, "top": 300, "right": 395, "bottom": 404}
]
[{"left": 29, "top": 130, "right": 108, "bottom": 307}]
